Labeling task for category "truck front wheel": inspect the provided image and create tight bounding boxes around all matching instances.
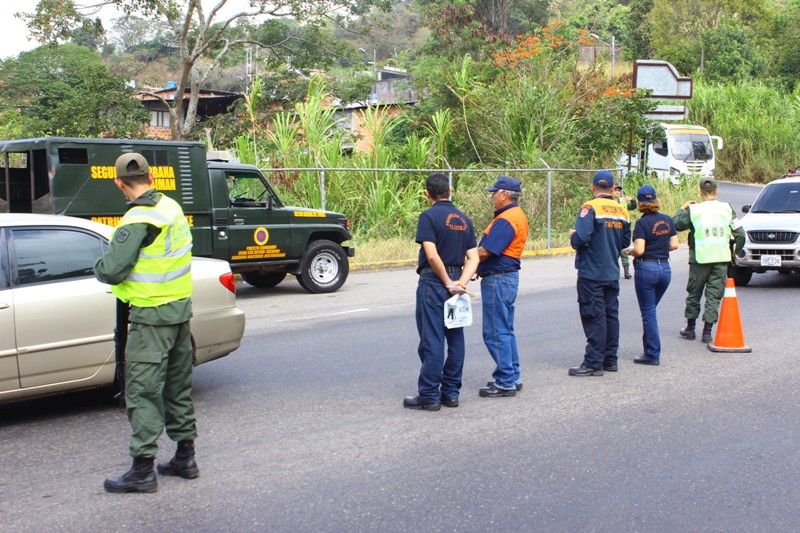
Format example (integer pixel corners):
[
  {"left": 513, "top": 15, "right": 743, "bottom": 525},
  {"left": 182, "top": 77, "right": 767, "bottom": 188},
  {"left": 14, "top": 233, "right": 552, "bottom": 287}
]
[
  {"left": 730, "top": 266, "right": 752, "bottom": 287},
  {"left": 242, "top": 271, "right": 287, "bottom": 288},
  {"left": 297, "top": 240, "right": 349, "bottom": 293}
]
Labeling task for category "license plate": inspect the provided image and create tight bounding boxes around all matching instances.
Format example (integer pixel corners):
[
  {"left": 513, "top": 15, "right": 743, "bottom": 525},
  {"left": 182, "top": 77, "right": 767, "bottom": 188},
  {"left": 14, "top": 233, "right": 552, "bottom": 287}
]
[{"left": 761, "top": 255, "right": 781, "bottom": 267}]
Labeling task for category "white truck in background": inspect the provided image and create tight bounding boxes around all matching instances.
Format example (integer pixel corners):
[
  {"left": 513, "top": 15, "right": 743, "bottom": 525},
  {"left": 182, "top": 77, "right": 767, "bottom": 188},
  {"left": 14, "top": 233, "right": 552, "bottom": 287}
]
[{"left": 620, "top": 123, "right": 723, "bottom": 184}]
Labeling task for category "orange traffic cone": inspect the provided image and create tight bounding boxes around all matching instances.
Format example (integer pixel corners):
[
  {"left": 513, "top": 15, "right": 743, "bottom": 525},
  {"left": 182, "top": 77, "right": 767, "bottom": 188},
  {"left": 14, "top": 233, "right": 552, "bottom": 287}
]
[{"left": 708, "top": 277, "right": 751, "bottom": 353}]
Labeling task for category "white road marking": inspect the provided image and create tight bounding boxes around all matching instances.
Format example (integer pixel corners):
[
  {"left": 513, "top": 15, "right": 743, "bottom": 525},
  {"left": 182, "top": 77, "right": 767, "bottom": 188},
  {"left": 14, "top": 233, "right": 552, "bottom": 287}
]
[{"left": 274, "top": 308, "right": 370, "bottom": 323}]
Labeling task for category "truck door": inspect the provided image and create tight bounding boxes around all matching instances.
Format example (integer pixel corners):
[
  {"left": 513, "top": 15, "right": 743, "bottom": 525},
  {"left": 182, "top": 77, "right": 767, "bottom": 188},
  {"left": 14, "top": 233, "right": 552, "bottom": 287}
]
[
  {"left": 647, "top": 139, "right": 670, "bottom": 178},
  {"left": 224, "top": 170, "right": 294, "bottom": 267},
  {"left": 1, "top": 149, "right": 52, "bottom": 214}
]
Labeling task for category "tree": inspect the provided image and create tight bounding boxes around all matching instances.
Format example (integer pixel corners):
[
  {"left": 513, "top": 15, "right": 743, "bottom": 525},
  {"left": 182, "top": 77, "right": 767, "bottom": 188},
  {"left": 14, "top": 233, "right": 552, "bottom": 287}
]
[
  {"left": 627, "top": 0, "right": 653, "bottom": 60},
  {"left": 700, "top": 19, "right": 764, "bottom": 82},
  {"left": 0, "top": 44, "right": 149, "bottom": 138},
  {"left": 20, "top": 0, "right": 392, "bottom": 140},
  {"left": 649, "top": 0, "right": 764, "bottom": 73}
]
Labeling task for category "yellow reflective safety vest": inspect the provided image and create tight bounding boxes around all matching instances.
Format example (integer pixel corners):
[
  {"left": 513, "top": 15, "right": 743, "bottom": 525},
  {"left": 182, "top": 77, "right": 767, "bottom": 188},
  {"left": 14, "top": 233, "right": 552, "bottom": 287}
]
[
  {"left": 689, "top": 200, "right": 734, "bottom": 264},
  {"left": 111, "top": 195, "right": 193, "bottom": 307}
]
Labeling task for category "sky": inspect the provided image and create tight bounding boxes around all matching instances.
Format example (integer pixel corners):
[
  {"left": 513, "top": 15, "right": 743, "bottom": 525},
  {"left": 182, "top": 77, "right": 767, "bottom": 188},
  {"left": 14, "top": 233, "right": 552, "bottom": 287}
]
[
  {"left": 0, "top": 0, "right": 123, "bottom": 60},
  {"left": 0, "top": 1, "right": 254, "bottom": 60}
]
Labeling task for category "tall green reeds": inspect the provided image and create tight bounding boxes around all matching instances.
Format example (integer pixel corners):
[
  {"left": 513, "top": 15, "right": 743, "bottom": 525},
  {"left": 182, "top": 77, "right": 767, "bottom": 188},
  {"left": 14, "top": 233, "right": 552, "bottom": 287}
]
[{"left": 690, "top": 80, "right": 800, "bottom": 182}]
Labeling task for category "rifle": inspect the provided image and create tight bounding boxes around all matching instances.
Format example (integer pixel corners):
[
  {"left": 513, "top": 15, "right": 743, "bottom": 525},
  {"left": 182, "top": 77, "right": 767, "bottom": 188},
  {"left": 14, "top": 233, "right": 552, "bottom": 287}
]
[{"left": 114, "top": 298, "right": 130, "bottom": 411}]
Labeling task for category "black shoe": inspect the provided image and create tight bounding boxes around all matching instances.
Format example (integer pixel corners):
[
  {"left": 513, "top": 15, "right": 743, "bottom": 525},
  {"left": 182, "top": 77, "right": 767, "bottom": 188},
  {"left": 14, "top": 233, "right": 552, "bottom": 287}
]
[
  {"left": 634, "top": 356, "right": 660, "bottom": 366},
  {"left": 568, "top": 364, "right": 603, "bottom": 376},
  {"left": 679, "top": 327, "right": 696, "bottom": 340},
  {"left": 441, "top": 396, "right": 459, "bottom": 408},
  {"left": 479, "top": 383, "right": 516, "bottom": 397},
  {"left": 486, "top": 381, "right": 523, "bottom": 391},
  {"left": 157, "top": 440, "right": 199, "bottom": 479},
  {"left": 701, "top": 323, "right": 713, "bottom": 343},
  {"left": 104, "top": 457, "right": 158, "bottom": 493},
  {"left": 403, "top": 395, "right": 441, "bottom": 411},
  {"left": 603, "top": 364, "right": 618, "bottom": 372}
]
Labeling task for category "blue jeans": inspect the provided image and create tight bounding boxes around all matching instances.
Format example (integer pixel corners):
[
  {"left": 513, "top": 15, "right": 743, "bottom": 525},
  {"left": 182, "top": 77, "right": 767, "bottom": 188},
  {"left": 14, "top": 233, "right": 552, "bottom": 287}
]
[
  {"left": 481, "top": 271, "right": 520, "bottom": 390},
  {"left": 634, "top": 260, "right": 672, "bottom": 362},
  {"left": 416, "top": 274, "right": 465, "bottom": 403},
  {"left": 577, "top": 278, "right": 620, "bottom": 370}
]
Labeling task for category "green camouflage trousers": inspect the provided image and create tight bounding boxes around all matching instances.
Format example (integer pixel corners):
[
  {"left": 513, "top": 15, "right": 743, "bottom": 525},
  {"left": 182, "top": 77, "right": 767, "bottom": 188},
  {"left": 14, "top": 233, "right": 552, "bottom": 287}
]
[
  {"left": 684, "top": 262, "right": 729, "bottom": 325},
  {"left": 124, "top": 321, "right": 197, "bottom": 459}
]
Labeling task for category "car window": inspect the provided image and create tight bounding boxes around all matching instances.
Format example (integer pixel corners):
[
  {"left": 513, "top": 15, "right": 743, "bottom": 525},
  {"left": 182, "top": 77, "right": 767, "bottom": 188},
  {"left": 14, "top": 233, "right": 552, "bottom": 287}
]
[
  {"left": 11, "top": 228, "right": 106, "bottom": 286},
  {"left": 226, "top": 172, "right": 282, "bottom": 207},
  {"left": 751, "top": 182, "right": 800, "bottom": 213}
]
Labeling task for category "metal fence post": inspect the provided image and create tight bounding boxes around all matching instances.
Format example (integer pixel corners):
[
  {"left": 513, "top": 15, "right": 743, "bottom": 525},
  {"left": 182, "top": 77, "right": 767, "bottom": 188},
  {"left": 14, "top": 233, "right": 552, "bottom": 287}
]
[
  {"left": 443, "top": 157, "right": 453, "bottom": 199},
  {"left": 316, "top": 158, "right": 326, "bottom": 211},
  {"left": 540, "top": 158, "right": 552, "bottom": 249}
]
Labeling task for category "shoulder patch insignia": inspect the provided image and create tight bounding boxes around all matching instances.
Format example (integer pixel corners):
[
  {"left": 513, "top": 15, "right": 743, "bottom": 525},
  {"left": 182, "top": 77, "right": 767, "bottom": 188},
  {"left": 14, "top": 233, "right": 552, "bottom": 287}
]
[
  {"left": 115, "top": 228, "right": 131, "bottom": 243},
  {"left": 579, "top": 207, "right": 589, "bottom": 218}
]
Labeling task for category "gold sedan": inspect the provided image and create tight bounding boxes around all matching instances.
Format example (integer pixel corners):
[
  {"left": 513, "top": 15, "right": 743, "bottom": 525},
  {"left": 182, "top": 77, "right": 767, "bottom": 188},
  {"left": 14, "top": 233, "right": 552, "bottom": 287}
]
[{"left": 0, "top": 214, "right": 245, "bottom": 403}]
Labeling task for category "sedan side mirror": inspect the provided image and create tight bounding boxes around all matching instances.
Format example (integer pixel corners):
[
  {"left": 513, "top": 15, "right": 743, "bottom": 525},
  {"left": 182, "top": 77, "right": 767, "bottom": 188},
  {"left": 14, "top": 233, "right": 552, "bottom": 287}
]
[{"left": 742, "top": 204, "right": 751, "bottom": 213}]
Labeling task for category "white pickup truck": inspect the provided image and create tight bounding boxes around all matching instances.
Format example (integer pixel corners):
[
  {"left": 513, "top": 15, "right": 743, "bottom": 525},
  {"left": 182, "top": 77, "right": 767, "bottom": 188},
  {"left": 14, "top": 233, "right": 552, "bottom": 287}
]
[{"left": 731, "top": 173, "right": 800, "bottom": 286}]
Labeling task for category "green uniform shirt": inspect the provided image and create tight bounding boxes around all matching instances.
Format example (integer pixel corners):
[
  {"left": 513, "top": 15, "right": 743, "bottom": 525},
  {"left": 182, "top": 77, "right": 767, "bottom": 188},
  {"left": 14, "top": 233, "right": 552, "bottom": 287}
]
[{"left": 94, "top": 189, "right": 192, "bottom": 325}]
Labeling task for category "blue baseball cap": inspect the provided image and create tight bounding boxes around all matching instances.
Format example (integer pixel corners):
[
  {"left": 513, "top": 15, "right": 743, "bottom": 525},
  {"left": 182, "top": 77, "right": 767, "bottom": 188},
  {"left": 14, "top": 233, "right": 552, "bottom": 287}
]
[
  {"left": 485, "top": 175, "right": 521, "bottom": 192},
  {"left": 637, "top": 184, "right": 657, "bottom": 204},
  {"left": 592, "top": 170, "right": 615, "bottom": 188}
]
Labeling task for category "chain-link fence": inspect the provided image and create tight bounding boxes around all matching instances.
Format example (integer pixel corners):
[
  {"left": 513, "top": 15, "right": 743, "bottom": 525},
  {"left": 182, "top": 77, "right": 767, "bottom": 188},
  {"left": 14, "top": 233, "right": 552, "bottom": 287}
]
[{"left": 258, "top": 164, "right": 627, "bottom": 250}]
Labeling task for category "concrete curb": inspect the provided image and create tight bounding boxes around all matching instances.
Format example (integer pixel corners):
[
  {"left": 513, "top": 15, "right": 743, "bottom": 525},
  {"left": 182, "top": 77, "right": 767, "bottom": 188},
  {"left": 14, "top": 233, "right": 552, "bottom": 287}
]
[{"left": 350, "top": 247, "right": 574, "bottom": 271}]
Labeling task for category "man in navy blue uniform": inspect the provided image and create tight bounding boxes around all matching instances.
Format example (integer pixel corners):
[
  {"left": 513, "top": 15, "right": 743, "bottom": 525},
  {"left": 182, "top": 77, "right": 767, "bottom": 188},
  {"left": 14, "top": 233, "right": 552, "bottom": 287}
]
[
  {"left": 404, "top": 173, "right": 479, "bottom": 411},
  {"left": 568, "top": 171, "right": 631, "bottom": 376}
]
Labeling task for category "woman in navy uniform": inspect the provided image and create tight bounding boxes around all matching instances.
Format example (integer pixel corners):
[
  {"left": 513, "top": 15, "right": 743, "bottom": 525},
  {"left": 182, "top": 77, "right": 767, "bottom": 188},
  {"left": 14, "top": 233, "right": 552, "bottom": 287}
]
[{"left": 626, "top": 185, "right": 678, "bottom": 365}]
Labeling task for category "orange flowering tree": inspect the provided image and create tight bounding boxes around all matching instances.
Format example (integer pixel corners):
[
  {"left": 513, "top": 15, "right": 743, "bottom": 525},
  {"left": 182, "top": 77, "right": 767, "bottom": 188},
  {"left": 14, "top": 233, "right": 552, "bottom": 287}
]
[
  {"left": 464, "top": 23, "right": 608, "bottom": 166},
  {"left": 464, "top": 22, "right": 661, "bottom": 167}
]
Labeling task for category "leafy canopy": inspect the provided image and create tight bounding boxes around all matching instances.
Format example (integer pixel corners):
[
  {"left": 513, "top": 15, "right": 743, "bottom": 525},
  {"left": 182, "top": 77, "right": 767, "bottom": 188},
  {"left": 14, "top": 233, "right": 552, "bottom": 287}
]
[{"left": 0, "top": 43, "right": 149, "bottom": 138}]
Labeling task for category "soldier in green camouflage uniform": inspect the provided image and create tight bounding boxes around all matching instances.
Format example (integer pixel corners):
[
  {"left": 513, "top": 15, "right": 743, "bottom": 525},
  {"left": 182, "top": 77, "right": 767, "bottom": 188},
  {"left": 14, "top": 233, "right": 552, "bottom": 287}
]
[
  {"left": 673, "top": 177, "right": 745, "bottom": 343},
  {"left": 614, "top": 184, "right": 637, "bottom": 279},
  {"left": 94, "top": 153, "right": 198, "bottom": 494}
]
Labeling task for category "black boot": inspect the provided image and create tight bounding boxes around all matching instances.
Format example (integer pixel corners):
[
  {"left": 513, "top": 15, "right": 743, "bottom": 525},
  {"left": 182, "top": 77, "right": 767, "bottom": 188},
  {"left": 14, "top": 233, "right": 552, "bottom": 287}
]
[
  {"left": 680, "top": 319, "right": 696, "bottom": 340},
  {"left": 623, "top": 266, "right": 631, "bottom": 279},
  {"left": 157, "top": 440, "right": 199, "bottom": 479},
  {"left": 702, "top": 322, "right": 714, "bottom": 343},
  {"left": 104, "top": 457, "right": 158, "bottom": 493}
]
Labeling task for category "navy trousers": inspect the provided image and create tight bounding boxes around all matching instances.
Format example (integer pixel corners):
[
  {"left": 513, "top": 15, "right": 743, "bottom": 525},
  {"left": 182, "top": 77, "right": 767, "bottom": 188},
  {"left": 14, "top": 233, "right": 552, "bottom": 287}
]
[{"left": 577, "top": 278, "right": 620, "bottom": 370}]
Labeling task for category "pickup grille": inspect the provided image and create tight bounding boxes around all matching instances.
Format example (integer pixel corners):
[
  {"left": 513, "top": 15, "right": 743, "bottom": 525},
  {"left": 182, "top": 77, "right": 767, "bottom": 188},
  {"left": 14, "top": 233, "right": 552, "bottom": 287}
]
[
  {"left": 749, "top": 248, "right": 796, "bottom": 261},
  {"left": 747, "top": 231, "right": 798, "bottom": 244}
]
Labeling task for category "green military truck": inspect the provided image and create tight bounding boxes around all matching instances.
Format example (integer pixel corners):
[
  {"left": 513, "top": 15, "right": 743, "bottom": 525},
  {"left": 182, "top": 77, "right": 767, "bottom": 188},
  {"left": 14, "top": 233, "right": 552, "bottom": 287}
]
[{"left": 0, "top": 137, "right": 354, "bottom": 293}]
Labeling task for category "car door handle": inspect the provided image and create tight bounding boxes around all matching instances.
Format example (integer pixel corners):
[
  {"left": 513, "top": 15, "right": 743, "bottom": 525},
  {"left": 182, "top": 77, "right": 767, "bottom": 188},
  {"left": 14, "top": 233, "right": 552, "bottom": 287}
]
[
  {"left": 233, "top": 218, "right": 245, "bottom": 225},
  {"left": 0, "top": 302, "right": 9, "bottom": 310}
]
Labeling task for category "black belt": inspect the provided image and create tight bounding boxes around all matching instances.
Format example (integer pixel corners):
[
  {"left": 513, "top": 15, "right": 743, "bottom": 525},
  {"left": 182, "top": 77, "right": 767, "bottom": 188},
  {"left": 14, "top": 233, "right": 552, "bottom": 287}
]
[
  {"left": 419, "top": 266, "right": 462, "bottom": 276},
  {"left": 479, "top": 269, "right": 515, "bottom": 278},
  {"left": 635, "top": 258, "right": 669, "bottom": 263}
]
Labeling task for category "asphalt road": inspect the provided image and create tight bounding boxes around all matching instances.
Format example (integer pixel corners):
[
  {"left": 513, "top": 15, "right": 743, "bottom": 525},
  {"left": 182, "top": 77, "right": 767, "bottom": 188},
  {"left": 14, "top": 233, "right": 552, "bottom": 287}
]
[{"left": 2, "top": 238, "right": 799, "bottom": 532}]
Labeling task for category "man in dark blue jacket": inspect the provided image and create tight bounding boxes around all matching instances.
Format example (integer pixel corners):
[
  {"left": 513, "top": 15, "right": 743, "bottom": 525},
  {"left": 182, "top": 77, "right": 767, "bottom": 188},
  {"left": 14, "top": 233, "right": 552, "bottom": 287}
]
[{"left": 568, "top": 171, "right": 631, "bottom": 376}]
